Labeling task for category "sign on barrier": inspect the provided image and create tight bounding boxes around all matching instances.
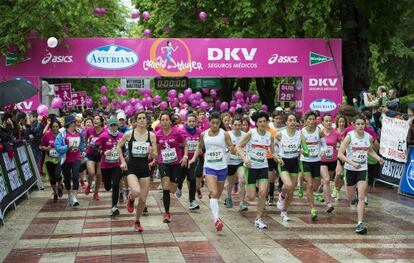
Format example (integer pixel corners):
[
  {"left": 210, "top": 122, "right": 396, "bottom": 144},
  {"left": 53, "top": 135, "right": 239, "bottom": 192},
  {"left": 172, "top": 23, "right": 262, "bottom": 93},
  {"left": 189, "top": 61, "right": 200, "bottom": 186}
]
[{"left": 399, "top": 146, "right": 414, "bottom": 197}]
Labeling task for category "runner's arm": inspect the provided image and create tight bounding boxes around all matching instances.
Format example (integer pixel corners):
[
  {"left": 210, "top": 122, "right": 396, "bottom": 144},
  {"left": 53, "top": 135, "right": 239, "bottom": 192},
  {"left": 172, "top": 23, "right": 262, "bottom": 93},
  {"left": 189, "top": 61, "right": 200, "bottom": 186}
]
[
  {"left": 224, "top": 131, "right": 235, "bottom": 155},
  {"left": 368, "top": 138, "right": 384, "bottom": 165},
  {"left": 338, "top": 135, "right": 351, "bottom": 164},
  {"left": 149, "top": 132, "right": 157, "bottom": 160},
  {"left": 236, "top": 131, "right": 252, "bottom": 164},
  {"left": 189, "top": 132, "right": 204, "bottom": 163},
  {"left": 117, "top": 131, "right": 131, "bottom": 163}
]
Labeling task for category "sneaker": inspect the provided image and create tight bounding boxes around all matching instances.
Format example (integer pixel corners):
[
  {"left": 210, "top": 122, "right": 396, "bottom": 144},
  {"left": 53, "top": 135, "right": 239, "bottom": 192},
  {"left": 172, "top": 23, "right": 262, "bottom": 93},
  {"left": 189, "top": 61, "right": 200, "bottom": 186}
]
[
  {"left": 214, "top": 218, "right": 223, "bottom": 231},
  {"left": 84, "top": 186, "right": 91, "bottom": 195},
  {"left": 127, "top": 196, "right": 135, "bottom": 213},
  {"left": 331, "top": 188, "right": 339, "bottom": 199},
  {"left": 280, "top": 211, "right": 291, "bottom": 222},
  {"left": 119, "top": 191, "right": 124, "bottom": 203},
  {"left": 163, "top": 212, "right": 171, "bottom": 223},
  {"left": 311, "top": 208, "right": 318, "bottom": 221},
  {"left": 225, "top": 197, "right": 233, "bottom": 208},
  {"left": 111, "top": 206, "right": 120, "bottom": 217},
  {"left": 355, "top": 223, "right": 367, "bottom": 234},
  {"left": 67, "top": 193, "right": 73, "bottom": 206},
  {"left": 268, "top": 196, "right": 275, "bottom": 206},
  {"left": 143, "top": 206, "right": 148, "bottom": 215},
  {"left": 315, "top": 194, "right": 325, "bottom": 204},
  {"left": 255, "top": 218, "right": 268, "bottom": 229},
  {"left": 189, "top": 201, "right": 200, "bottom": 210},
  {"left": 93, "top": 192, "right": 100, "bottom": 201},
  {"left": 239, "top": 201, "right": 248, "bottom": 211},
  {"left": 134, "top": 220, "right": 144, "bottom": 232},
  {"left": 351, "top": 196, "right": 358, "bottom": 206},
  {"left": 326, "top": 203, "right": 335, "bottom": 213},
  {"left": 58, "top": 187, "right": 63, "bottom": 198},
  {"left": 158, "top": 184, "right": 163, "bottom": 192},
  {"left": 298, "top": 187, "right": 304, "bottom": 198},
  {"left": 277, "top": 193, "right": 285, "bottom": 210},
  {"left": 197, "top": 190, "right": 203, "bottom": 200},
  {"left": 72, "top": 195, "right": 79, "bottom": 207},
  {"left": 364, "top": 196, "right": 368, "bottom": 206},
  {"left": 175, "top": 189, "right": 182, "bottom": 198},
  {"left": 53, "top": 193, "right": 58, "bottom": 203}
]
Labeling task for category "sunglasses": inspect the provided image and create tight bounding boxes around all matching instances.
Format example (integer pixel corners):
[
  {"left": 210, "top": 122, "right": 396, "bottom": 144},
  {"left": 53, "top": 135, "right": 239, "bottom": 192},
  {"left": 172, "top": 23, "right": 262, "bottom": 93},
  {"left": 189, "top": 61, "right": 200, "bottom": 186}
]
[{"left": 110, "top": 124, "right": 118, "bottom": 127}]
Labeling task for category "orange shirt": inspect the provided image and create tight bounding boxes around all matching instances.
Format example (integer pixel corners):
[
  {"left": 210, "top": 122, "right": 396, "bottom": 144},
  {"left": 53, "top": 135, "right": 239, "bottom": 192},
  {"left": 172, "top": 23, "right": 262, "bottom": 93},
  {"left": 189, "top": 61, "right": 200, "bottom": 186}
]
[{"left": 266, "top": 127, "right": 277, "bottom": 159}]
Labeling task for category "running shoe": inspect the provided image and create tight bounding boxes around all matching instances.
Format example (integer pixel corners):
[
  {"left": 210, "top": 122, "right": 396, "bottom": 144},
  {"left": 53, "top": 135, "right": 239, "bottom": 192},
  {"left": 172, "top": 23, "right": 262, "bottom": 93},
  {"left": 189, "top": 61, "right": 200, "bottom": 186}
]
[
  {"left": 214, "top": 218, "right": 223, "bottom": 231},
  {"left": 280, "top": 211, "right": 291, "bottom": 222},
  {"left": 297, "top": 187, "right": 304, "bottom": 198},
  {"left": 351, "top": 196, "right": 358, "bottom": 206},
  {"left": 67, "top": 193, "right": 73, "bottom": 206},
  {"left": 53, "top": 193, "right": 58, "bottom": 203},
  {"left": 175, "top": 189, "right": 182, "bottom": 198},
  {"left": 239, "top": 202, "right": 248, "bottom": 211},
  {"left": 225, "top": 197, "right": 233, "bottom": 208},
  {"left": 163, "top": 212, "right": 171, "bottom": 223},
  {"left": 331, "top": 187, "right": 339, "bottom": 199},
  {"left": 355, "top": 223, "right": 367, "bottom": 235},
  {"left": 364, "top": 196, "right": 368, "bottom": 206},
  {"left": 189, "top": 201, "right": 200, "bottom": 210},
  {"left": 277, "top": 193, "right": 285, "bottom": 210},
  {"left": 58, "top": 186, "right": 63, "bottom": 198},
  {"left": 311, "top": 208, "right": 318, "bottom": 221},
  {"left": 143, "top": 206, "right": 148, "bottom": 215},
  {"left": 268, "top": 196, "right": 275, "bottom": 206},
  {"left": 315, "top": 194, "right": 325, "bottom": 204},
  {"left": 111, "top": 206, "right": 120, "bottom": 217},
  {"left": 93, "top": 192, "right": 100, "bottom": 201},
  {"left": 197, "top": 190, "right": 203, "bottom": 200},
  {"left": 84, "top": 186, "right": 91, "bottom": 195},
  {"left": 72, "top": 195, "right": 79, "bottom": 207},
  {"left": 255, "top": 218, "right": 268, "bottom": 229},
  {"left": 127, "top": 196, "right": 135, "bottom": 213},
  {"left": 135, "top": 220, "right": 144, "bottom": 232},
  {"left": 119, "top": 191, "right": 124, "bottom": 203},
  {"left": 326, "top": 203, "right": 335, "bottom": 213}
]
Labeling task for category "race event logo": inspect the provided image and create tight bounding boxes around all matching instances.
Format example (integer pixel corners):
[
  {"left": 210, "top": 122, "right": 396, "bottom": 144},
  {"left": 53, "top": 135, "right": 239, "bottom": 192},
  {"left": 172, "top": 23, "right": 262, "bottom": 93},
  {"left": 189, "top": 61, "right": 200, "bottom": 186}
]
[
  {"left": 310, "top": 99, "right": 337, "bottom": 112},
  {"left": 86, "top": 45, "right": 138, "bottom": 70},
  {"left": 207, "top": 47, "right": 257, "bottom": 69},
  {"left": 268, "top": 54, "right": 298, "bottom": 64},
  {"left": 143, "top": 39, "right": 203, "bottom": 77},
  {"left": 406, "top": 160, "right": 414, "bottom": 191},
  {"left": 309, "top": 52, "right": 332, "bottom": 66},
  {"left": 42, "top": 52, "right": 73, "bottom": 65}
]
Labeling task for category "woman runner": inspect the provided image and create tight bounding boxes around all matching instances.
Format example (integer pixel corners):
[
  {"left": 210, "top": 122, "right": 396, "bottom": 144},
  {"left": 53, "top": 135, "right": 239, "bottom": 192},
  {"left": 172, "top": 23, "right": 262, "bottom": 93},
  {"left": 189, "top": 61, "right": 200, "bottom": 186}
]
[
  {"left": 331, "top": 114, "right": 348, "bottom": 200},
  {"left": 117, "top": 112, "right": 157, "bottom": 231}
]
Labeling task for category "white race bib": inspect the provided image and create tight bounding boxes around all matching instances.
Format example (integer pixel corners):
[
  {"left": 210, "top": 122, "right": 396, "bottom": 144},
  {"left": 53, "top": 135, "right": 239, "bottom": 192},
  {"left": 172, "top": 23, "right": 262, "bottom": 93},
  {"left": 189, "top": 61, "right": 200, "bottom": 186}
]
[
  {"left": 161, "top": 148, "right": 177, "bottom": 163},
  {"left": 89, "top": 137, "right": 98, "bottom": 145},
  {"left": 131, "top": 141, "right": 149, "bottom": 158},
  {"left": 250, "top": 147, "right": 266, "bottom": 162},
  {"left": 206, "top": 149, "right": 224, "bottom": 163},
  {"left": 352, "top": 151, "right": 368, "bottom": 164},
  {"left": 282, "top": 141, "right": 297, "bottom": 154},
  {"left": 105, "top": 149, "right": 119, "bottom": 163},
  {"left": 68, "top": 137, "right": 80, "bottom": 151},
  {"left": 325, "top": 146, "right": 334, "bottom": 159},
  {"left": 187, "top": 140, "right": 198, "bottom": 153},
  {"left": 49, "top": 149, "right": 58, "bottom": 158},
  {"left": 308, "top": 145, "right": 319, "bottom": 157}
]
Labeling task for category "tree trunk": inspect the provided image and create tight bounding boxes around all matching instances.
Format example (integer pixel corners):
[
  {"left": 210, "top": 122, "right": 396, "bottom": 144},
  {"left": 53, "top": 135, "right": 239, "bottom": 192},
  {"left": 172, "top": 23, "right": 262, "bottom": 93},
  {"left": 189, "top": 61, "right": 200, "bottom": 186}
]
[
  {"left": 255, "top": 78, "right": 275, "bottom": 111},
  {"left": 220, "top": 78, "right": 235, "bottom": 102}
]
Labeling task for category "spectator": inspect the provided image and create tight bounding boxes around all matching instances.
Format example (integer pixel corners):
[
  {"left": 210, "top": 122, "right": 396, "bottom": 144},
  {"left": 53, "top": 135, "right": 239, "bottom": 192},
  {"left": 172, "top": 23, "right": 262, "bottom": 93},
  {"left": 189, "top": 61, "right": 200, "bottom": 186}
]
[
  {"left": 407, "top": 103, "right": 414, "bottom": 146},
  {"left": 363, "top": 86, "right": 388, "bottom": 129},
  {"left": 386, "top": 88, "right": 400, "bottom": 111},
  {"left": 25, "top": 111, "right": 45, "bottom": 168}
]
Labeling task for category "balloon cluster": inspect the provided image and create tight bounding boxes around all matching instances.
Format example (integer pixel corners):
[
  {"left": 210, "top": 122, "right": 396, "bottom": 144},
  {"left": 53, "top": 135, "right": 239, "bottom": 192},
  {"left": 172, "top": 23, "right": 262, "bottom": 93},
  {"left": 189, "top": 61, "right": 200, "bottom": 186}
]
[{"left": 93, "top": 7, "right": 106, "bottom": 16}]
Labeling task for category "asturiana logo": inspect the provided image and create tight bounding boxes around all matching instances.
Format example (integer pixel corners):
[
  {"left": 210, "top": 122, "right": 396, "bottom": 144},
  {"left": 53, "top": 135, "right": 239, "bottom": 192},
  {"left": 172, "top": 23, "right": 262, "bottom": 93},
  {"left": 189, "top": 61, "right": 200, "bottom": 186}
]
[
  {"left": 86, "top": 45, "right": 138, "bottom": 70},
  {"left": 310, "top": 99, "right": 337, "bottom": 112}
]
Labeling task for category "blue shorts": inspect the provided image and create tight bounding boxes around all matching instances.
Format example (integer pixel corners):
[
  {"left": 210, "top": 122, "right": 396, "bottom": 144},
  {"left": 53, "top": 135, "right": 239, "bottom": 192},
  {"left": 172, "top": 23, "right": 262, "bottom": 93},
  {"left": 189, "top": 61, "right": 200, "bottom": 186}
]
[{"left": 204, "top": 167, "right": 228, "bottom": 182}]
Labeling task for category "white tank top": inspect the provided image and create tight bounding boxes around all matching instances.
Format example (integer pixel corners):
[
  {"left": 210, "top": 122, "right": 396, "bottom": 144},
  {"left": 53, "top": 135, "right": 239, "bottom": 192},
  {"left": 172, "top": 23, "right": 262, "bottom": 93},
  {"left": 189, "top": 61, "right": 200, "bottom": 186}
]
[
  {"left": 278, "top": 129, "right": 301, "bottom": 159},
  {"left": 248, "top": 129, "right": 271, "bottom": 169},
  {"left": 300, "top": 127, "right": 322, "bottom": 162},
  {"left": 227, "top": 131, "right": 245, "bottom": 165},
  {"left": 204, "top": 128, "right": 227, "bottom": 170},
  {"left": 344, "top": 131, "right": 371, "bottom": 171}
]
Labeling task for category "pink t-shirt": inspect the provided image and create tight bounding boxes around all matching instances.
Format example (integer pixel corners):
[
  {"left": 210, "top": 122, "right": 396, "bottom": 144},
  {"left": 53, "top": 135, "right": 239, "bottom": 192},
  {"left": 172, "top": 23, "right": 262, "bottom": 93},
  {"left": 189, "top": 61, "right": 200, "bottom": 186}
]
[
  {"left": 321, "top": 128, "right": 342, "bottom": 162},
  {"left": 180, "top": 126, "right": 202, "bottom": 159},
  {"left": 197, "top": 119, "right": 209, "bottom": 131},
  {"left": 156, "top": 127, "right": 184, "bottom": 164},
  {"left": 65, "top": 130, "right": 82, "bottom": 163},
  {"left": 85, "top": 127, "right": 106, "bottom": 155},
  {"left": 96, "top": 131, "right": 123, "bottom": 169},
  {"left": 41, "top": 131, "right": 59, "bottom": 159},
  {"left": 344, "top": 125, "right": 378, "bottom": 140}
]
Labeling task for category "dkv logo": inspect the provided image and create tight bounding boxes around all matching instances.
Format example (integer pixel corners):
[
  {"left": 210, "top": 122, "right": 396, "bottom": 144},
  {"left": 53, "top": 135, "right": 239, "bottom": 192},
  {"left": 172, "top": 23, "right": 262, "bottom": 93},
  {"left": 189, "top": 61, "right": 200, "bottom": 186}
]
[
  {"left": 208, "top": 48, "right": 257, "bottom": 61},
  {"left": 41, "top": 52, "right": 73, "bottom": 64},
  {"left": 310, "top": 99, "right": 337, "bottom": 112},
  {"left": 86, "top": 45, "right": 138, "bottom": 70}
]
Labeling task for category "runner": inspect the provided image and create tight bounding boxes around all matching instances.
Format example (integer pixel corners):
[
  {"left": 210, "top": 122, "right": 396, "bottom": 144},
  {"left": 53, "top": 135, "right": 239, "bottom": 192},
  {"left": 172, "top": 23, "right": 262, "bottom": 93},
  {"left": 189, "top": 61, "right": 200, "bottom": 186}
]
[
  {"left": 225, "top": 117, "right": 247, "bottom": 211},
  {"left": 338, "top": 115, "right": 384, "bottom": 234},
  {"left": 237, "top": 111, "right": 277, "bottom": 229},
  {"left": 95, "top": 118, "right": 124, "bottom": 217},
  {"left": 221, "top": 112, "right": 232, "bottom": 131},
  {"left": 40, "top": 119, "right": 63, "bottom": 202},
  {"left": 84, "top": 115, "right": 106, "bottom": 200},
  {"left": 272, "top": 111, "right": 286, "bottom": 194},
  {"left": 332, "top": 114, "right": 348, "bottom": 200},
  {"left": 241, "top": 117, "right": 250, "bottom": 133},
  {"left": 320, "top": 113, "right": 342, "bottom": 213},
  {"left": 156, "top": 111, "right": 188, "bottom": 223},
  {"left": 276, "top": 113, "right": 308, "bottom": 222},
  {"left": 117, "top": 111, "right": 157, "bottom": 231},
  {"left": 189, "top": 112, "right": 234, "bottom": 231},
  {"left": 54, "top": 115, "right": 86, "bottom": 207}
]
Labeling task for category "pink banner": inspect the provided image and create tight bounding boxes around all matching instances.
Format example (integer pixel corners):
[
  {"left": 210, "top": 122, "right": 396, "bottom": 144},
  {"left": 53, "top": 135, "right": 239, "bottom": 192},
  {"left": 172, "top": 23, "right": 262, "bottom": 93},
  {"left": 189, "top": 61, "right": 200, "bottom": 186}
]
[
  {"left": 0, "top": 38, "right": 341, "bottom": 78},
  {"left": 302, "top": 76, "right": 343, "bottom": 115},
  {"left": 54, "top": 83, "right": 72, "bottom": 107},
  {"left": 72, "top": 91, "right": 86, "bottom": 106},
  {"left": 278, "top": 83, "right": 295, "bottom": 102}
]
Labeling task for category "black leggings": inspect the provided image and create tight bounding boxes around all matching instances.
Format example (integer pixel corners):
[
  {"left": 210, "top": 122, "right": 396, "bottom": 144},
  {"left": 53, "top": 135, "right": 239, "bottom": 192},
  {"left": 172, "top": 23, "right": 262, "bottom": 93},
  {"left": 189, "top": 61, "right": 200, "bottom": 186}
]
[
  {"left": 179, "top": 162, "right": 197, "bottom": 202},
  {"left": 45, "top": 161, "right": 62, "bottom": 186},
  {"left": 102, "top": 167, "right": 122, "bottom": 207},
  {"left": 62, "top": 160, "right": 81, "bottom": 191}
]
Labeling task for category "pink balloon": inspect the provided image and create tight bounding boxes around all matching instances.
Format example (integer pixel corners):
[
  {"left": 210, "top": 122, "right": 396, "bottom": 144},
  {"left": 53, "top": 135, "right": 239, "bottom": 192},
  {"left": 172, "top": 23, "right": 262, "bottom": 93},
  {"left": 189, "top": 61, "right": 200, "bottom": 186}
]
[
  {"left": 188, "top": 94, "right": 196, "bottom": 102},
  {"left": 100, "top": 96, "right": 108, "bottom": 105},
  {"left": 178, "top": 93, "right": 185, "bottom": 103},
  {"left": 142, "top": 11, "right": 150, "bottom": 20},
  {"left": 172, "top": 98, "right": 179, "bottom": 107},
  {"left": 237, "top": 98, "right": 244, "bottom": 105},
  {"left": 116, "top": 87, "right": 123, "bottom": 95},
  {"left": 51, "top": 97, "right": 63, "bottom": 109},
  {"left": 195, "top": 91, "right": 202, "bottom": 100},
  {"left": 199, "top": 11, "right": 207, "bottom": 21},
  {"left": 179, "top": 109, "right": 187, "bottom": 121},
  {"left": 210, "top": 89, "right": 217, "bottom": 98},
  {"left": 229, "top": 106, "right": 236, "bottom": 114},
  {"left": 251, "top": 94, "right": 259, "bottom": 104},
  {"left": 220, "top": 102, "right": 229, "bottom": 111},
  {"left": 146, "top": 97, "right": 153, "bottom": 106},
  {"left": 134, "top": 103, "right": 143, "bottom": 112},
  {"left": 121, "top": 100, "right": 128, "bottom": 108},
  {"left": 129, "top": 98, "right": 136, "bottom": 105},
  {"left": 139, "top": 88, "right": 146, "bottom": 97},
  {"left": 236, "top": 103, "right": 242, "bottom": 109},
  {"left": 159, "top": 101, "right": 168, "bottom": 110},
  {"left": 168, "top": 89, "right": 177, "bottom": 98},
  {"left": 153, "top": 95, "right": 161, "bottom": 104},
  {"left": 261, "top": 104, "right": 268, "bottom": 111},
  {"left": 200, "top": 101, "right": 209, "bottom": 110},
  {"left": 37, "top": 104, "right": 48, "bottom": 116},
  {"left": 121, "top": 88, "right": 128, "bottom": 96},
  {"left": 229, "top": 100, "right": 237, "bottom": 107},
  {"left": 235, "top": 90, "right": 243, "bottom": 99},
  {"left": 202, "top": 88, "right": 209, "bottom": 94},
  {"left": 131, "top": 10, "right": 139, "bottom": 19},
  {"left": 184, "top": 88, "right": 192, "bottom": 98},
  {"left": 125, "top": 105, "right": 134, "bottom": 117},
  {"left": 143, "top": 29, "right": 151, "bottom": 37},
  {"left": 85, "top": 98, "right": 93, "bottom": 107},
  {"left": 100, "top": 86, "right": 108, "bottom": 94}
]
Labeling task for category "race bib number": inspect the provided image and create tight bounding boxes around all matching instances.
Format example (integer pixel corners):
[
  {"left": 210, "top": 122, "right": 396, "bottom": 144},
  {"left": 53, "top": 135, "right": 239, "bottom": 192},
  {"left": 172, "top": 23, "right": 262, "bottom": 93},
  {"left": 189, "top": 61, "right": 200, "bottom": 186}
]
[
  {"left": 68, "top": 137, "right": 80, "bottom": 151},
  {"left": 308, "top": 145, "right": 319, "bottom": 157},
  {"left": 283, "top": 141, "right": 297, "bottom": 154},
  {"left": 325, "top": 146, "right": 334, "bottom": 159},
  {"left": 187, "top": 140, "right": 198, "bottom": 153},
  {"left": 131, "top": 141, "right": 149, "bottom": 157},
  {"left": 105, "top": 149, "right": 119, "bottom": 163},
  {"left": 206, "top": 149, "right": 224, "bottom": 163},
  {"left": 229, "top": 153, "right": 242, "bottom": 161},
  {"left": 250, "top": 147, "right": 266, "bottom": 162},
  {"left": 352, "top": 151, "right": 368, "bottom": 164},
  {"left": 161, "top": 148, "right": 177, "bottom": 163},
  {"left": 89, "top": 137, "right": 98, "bottom": 145},
  {"left": 49, "top": 149, "right": 58, "bottom": 158}
]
